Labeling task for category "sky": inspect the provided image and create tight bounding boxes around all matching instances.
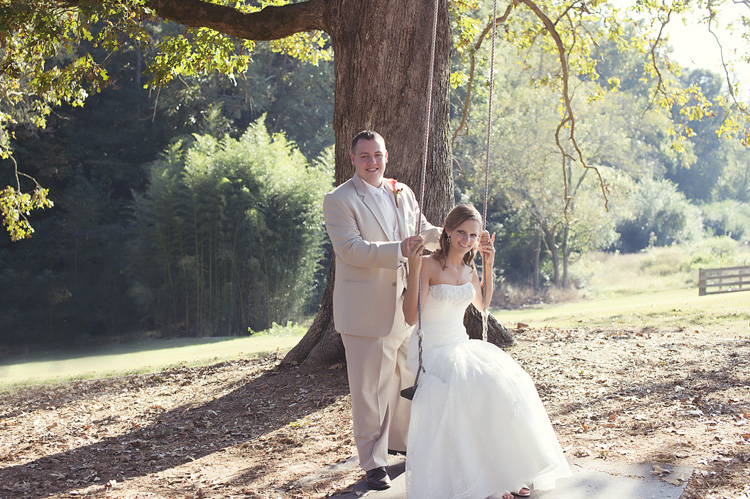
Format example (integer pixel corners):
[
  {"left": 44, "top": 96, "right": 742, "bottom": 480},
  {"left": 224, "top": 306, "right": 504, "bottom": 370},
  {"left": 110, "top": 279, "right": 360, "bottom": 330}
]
[{"left": 650, "top": 2, "right": 749, "bottom": 96}]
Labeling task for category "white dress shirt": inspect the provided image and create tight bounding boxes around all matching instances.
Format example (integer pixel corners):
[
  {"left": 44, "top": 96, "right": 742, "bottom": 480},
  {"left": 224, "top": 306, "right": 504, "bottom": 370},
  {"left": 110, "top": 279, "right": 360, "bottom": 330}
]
[{"left": 363, "top": 180, "right": 405, "bottom": 262}]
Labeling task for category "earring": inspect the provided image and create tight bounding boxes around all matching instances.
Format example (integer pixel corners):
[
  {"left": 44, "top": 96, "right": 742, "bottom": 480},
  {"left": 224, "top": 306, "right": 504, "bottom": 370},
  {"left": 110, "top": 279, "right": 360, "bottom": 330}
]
[{"left": 446, "top": 236, "right": 451, "bottom": 242}]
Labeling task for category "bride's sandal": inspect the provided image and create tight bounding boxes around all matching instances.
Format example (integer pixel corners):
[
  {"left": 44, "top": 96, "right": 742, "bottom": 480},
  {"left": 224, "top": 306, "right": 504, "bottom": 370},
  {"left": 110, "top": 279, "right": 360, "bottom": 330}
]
[
  {"left": 513, "top": 487, "right": 531, "bottom": 497},
  {"left": 500, "top": 494, "right": 514, "bottom": 499}
]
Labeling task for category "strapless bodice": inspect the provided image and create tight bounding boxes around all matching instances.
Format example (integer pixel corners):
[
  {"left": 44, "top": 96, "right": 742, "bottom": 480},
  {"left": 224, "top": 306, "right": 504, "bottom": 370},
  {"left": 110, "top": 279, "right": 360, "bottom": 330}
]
[{"left": 410, "top": 282, "right": 474, "bottom": 352}]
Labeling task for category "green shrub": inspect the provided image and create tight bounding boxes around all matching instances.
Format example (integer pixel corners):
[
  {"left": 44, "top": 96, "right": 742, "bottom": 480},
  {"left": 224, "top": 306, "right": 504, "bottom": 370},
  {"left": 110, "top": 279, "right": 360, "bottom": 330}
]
[
  {"left": 128, "top": 118, "right": 332, "bottom": 335},
  {"left": 683, "top": 236, "right": 739, "bottom": 270},
  {"left": 701, "top": 200, "right": 750, "bottom": 243},
  {"left": 615, "top": 177, "right": 703, "bottom": 252},
  {"left": 639, "top": 245, "right": 687, "bottom": 275}
]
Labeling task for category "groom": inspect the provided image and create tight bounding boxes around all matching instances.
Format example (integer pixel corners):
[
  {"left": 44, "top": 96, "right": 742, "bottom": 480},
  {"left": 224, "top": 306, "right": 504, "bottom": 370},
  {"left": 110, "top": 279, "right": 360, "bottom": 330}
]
[{"left": 322, "top": 130, "right": 440, "bottom": 490}]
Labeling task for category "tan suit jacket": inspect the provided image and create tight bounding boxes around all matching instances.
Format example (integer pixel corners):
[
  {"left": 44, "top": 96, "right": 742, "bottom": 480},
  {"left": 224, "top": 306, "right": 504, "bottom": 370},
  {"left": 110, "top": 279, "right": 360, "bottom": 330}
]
[
  {"left": 323, "top": 173, "right": 441, "bottom": 468},
  {"left": 323, "top": 174, "right": 440, "bottom": 336}
]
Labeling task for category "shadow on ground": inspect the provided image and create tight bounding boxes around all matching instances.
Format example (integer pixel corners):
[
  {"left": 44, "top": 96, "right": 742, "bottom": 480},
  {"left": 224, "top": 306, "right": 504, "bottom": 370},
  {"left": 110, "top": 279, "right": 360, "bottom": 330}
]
[{"left": 0, "top": 359, "right": 349, "bottom": 497}]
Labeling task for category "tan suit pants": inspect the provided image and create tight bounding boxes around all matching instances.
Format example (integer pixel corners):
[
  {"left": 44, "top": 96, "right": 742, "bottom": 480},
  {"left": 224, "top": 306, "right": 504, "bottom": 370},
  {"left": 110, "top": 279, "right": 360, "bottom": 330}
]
[{"left": 341, "top": 302, "right": 415, "bottom": 471}]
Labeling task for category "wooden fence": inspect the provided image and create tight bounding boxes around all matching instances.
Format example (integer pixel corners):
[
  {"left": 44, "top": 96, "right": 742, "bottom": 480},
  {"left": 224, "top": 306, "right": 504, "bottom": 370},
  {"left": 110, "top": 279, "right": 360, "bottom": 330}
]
[{"left": 698, "top": 265, "right": 750, "bottom": 296}]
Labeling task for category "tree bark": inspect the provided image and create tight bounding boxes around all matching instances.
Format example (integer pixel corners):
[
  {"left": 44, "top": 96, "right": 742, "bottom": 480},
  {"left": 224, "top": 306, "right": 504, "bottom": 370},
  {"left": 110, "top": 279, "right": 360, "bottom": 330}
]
[
  {"left": 464, "top": 305, "right": 515, "bottom": 347},
  {"left": 289, "top": 0, "right": 515, "bottom": 364},
  {"left": 285, "top": 0, "right": 456, "bottom": 366},
  {"left": 533, "top": 225, "right": 541, "bottom": 294},
  {"left": 326, "top": 0, "right": 453, "bottom": 211},
  {"left": 283, "top": 263, "right": 344, "bottom": 365},
  {"left": 541, "top": 222, "right": 560, "bottom": 287}
]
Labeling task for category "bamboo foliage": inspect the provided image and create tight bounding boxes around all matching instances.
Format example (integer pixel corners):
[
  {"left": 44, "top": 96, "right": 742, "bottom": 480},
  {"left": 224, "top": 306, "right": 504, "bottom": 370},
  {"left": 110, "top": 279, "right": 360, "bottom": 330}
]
[{"left": 128, "top": 118, "right": 331, "bottom": 335}]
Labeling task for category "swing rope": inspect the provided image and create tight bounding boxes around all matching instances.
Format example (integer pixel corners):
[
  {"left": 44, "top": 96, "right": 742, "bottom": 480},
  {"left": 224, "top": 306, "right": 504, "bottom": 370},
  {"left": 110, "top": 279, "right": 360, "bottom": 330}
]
[
  {"left": 481, "top": 0, "right": 499, "bottom": 342},
  {"left": 404, "top": 0, "right": 498, "bottom": 399},
  {"left": 411, "top": 0, "right": 441, "bottom": 396}
]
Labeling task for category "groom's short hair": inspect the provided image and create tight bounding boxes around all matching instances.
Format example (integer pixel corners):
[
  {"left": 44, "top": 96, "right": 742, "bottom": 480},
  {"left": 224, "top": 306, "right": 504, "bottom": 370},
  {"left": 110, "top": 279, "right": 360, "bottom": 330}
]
[{"left": 351, "top": 130, "right": 385, "bottom": 152}]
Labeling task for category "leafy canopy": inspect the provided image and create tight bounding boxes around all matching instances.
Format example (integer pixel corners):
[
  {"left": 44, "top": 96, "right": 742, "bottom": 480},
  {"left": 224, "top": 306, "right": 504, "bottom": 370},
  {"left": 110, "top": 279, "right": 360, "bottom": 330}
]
[{"left": 0, "top": 0, "right": 330, "bottom": 241}]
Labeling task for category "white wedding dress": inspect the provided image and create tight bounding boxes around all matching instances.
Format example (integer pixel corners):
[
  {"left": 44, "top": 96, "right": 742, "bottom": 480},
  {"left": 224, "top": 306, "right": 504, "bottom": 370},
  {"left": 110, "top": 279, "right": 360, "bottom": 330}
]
[{"left": 406, "top": 283, "right": 571, "bottom": 498}]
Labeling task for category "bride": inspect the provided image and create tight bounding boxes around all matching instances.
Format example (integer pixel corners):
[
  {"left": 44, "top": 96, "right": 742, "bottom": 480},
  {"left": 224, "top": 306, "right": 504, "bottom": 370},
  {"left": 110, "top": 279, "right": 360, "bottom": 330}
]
[{"left": 402, "top": 204, "right": 571, "bottom": 499}]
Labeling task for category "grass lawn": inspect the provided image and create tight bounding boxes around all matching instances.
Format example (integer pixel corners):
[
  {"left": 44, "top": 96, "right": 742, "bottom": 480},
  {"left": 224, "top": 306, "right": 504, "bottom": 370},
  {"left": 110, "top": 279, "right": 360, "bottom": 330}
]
[
  {"left": 493, "top": 287, "right": 750, "bottom": 330},
  {"left": 4, "top": 288, "right": 747, "bottom": 388},
  {"left": 0, "top": 332, "right": 304, "bottom": 388},
  {"left": 3, "top": 244, "right": 748, "bottom": 388}
]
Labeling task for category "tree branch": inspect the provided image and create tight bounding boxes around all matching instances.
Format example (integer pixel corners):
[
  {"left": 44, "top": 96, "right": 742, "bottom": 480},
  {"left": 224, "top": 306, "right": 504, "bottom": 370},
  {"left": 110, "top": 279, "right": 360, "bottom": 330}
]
[
  {"left": 451, "top": 2, "right": 516, "bottom": 150},
  {"left": 519, "top": 0, "right": 609, "bottom": 217},
  {"left": 706, "top": 5, "right": 748, "bottom": 115},
  {"left": 645, "top": 9, "right": 673, "bottom": 116},
  {"left": 56, "top": 0, "right": 328, "bottom": 40}
]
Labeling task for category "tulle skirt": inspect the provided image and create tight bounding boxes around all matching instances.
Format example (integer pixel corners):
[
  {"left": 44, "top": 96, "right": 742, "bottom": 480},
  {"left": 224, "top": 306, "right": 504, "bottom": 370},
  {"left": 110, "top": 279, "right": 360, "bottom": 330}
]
[{"left": 405, "top": 337, "right": 571, "bottom": 499}]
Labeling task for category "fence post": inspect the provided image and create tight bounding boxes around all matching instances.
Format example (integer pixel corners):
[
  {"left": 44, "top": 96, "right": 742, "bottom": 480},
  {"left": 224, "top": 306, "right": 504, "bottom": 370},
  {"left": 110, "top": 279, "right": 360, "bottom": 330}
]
[{"left": 698, "top": 269, "right": 707, "bottom": 296}]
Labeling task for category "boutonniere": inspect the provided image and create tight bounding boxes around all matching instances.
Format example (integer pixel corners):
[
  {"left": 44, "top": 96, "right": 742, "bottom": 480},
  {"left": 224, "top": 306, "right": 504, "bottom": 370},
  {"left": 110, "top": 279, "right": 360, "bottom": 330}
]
[{"left": 387, "top": 178, "right": 404, "bottom": 208}]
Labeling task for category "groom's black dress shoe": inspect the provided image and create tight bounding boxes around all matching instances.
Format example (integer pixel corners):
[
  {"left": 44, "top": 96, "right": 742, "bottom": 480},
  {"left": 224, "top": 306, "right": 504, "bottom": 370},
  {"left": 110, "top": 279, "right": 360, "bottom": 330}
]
[{"left": 365, "top": 466, "right": 391, "bottom": 490}]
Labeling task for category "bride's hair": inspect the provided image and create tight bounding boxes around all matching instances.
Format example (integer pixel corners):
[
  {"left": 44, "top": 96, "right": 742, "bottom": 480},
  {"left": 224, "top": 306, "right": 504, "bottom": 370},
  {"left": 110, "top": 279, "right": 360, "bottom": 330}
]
[{"left": 433, "top": 204, "right": 482, "bottom": 270}]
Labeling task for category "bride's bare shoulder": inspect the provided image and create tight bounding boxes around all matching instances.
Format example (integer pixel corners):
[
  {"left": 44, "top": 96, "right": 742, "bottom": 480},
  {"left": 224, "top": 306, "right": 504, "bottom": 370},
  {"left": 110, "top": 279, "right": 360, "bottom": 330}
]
[
  {"left": 423, "top": 254, "right": 442, "bottom": 268},
  {"left": 421, "top": 254, "right": 442, "bottom": 278}
]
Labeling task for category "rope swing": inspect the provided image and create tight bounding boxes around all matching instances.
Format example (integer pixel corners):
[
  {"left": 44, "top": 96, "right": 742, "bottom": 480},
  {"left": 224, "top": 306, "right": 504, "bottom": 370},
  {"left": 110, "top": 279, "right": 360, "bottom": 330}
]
[
  {"left": 402, "top": 0, "right": 498, "bottom": 400},
  {"left": 481, "top": 0, "right": 499, "bottom": 342}
]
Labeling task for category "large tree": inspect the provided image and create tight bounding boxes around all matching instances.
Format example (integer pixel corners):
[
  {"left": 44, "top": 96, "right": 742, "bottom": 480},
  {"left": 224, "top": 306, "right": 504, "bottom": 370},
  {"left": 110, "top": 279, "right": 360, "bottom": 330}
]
[
  {"left": 3, "top": 0, "right": 749, "bottom": 362},
  {"left": 2, "top": 0, "right": 517, "bottom": 363}
]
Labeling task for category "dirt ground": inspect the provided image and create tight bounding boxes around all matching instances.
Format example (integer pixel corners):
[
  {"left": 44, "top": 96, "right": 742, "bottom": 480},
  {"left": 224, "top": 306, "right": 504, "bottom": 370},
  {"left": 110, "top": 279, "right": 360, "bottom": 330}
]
[{"left": 1, "top": 323, "right": 749, "bottom": 499}]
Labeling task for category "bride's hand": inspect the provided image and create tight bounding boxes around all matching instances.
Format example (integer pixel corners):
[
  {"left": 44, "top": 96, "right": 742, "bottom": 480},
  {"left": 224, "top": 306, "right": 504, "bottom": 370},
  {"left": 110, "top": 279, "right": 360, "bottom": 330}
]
[
  {"left": 404, "top": 236, "right": 425, "bottom": 271},
  {"left": 477, "top": 230, "right": 495, "bottom": 261}
]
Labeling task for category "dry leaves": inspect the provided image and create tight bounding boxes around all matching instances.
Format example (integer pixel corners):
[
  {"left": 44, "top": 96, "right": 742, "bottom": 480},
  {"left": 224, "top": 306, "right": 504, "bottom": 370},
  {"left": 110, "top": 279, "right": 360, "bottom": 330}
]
[
  {"left": 1, "top": 323, "right": 749, "bottom": 498},
  {"left": 511, "top": 324, "right": 750, "bottom": 499}
]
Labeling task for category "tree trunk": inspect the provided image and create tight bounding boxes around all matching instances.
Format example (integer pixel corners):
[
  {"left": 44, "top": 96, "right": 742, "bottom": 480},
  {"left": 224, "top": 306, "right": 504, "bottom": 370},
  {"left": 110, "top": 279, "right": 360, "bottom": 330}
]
[
  {"left": 541, "top": 223, "right": 560, "bottom": 287},
  {"left": 464, "top": 305, "right": 514, "bottom": 347},
  {"left": 283, "top": 0, "right": 514, "bottom": 366},
  {"left": 533, "top": 225, "right": 541, "bottom": 294},
  {"left": 561, "top": 224, "right": 570, "bottom": 289},
  {"left": 283, "top": 263, "right": 345, "bottom": 365},
  {"left": 327, "top": 0, "right": 452, "bottom": 202}
]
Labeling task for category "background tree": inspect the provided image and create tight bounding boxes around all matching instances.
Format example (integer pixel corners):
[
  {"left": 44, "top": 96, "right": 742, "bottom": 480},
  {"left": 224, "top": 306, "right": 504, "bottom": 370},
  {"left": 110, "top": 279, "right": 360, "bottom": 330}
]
[
  {"left": 455, "top": 45, "right": 631, "bottom": 289},
  {"left": 128, "top": 119, "right": 331, "bottom": 335},
  {"left": 0, "top": 23, "right": 336, "bottom": 350},
  {"left": 666, "top": 69, "right": 728, "bottom": 201},
  {"left": 712, "top": 141, "right": 750, "bottom": 203},
  {"left": 615, "top": 177, "right": 704, "bottom": 252}
]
